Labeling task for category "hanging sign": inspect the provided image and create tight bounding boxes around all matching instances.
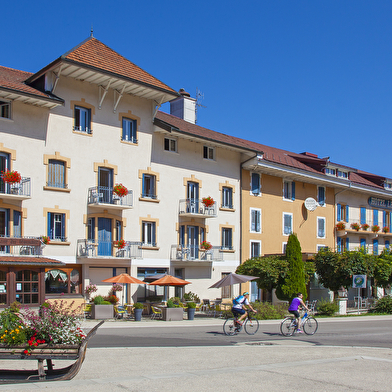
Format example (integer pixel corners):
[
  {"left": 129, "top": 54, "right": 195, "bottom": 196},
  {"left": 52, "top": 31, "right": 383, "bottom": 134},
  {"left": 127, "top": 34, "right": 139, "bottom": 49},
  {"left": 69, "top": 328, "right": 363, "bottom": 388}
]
[{"left": 353, "top": 275, "right": 366, "bottom": 289}]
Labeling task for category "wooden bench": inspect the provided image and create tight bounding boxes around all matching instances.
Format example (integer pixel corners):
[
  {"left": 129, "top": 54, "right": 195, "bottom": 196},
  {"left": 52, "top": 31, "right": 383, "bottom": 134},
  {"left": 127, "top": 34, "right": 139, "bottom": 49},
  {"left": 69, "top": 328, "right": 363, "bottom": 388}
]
[{"left": 0, "top": 320, "right": 104, "bottom": 384}]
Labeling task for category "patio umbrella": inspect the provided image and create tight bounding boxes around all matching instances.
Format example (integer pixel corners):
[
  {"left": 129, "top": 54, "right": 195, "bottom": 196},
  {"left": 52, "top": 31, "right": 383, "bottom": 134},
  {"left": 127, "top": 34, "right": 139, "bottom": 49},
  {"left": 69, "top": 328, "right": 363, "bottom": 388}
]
[
  {"left": 148, "top": 275, "right": 191, "bottom": 286},
  {"left": 208, "top": 272, "right": 258, "bottom": 289},
  {"left": 102, "top": 273, "right": 145, "bottom": 304}
]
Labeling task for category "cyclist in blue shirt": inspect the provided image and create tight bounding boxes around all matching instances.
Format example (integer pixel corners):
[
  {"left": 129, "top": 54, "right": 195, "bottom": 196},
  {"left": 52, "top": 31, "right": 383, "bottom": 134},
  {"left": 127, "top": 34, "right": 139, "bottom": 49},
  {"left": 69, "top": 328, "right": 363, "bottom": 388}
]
[
  {"left": 288, "top": 292, "right": 309, "bottom": 333},
  {"left": 231, "top": 292, "right": 257, "bottom": 325}
]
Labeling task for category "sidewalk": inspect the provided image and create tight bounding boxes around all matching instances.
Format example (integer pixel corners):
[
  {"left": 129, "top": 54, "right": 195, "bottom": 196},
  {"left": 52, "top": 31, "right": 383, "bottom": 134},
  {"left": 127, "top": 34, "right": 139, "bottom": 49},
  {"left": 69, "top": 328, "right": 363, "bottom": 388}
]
[{"left": 1, "top": 315, "right": 391, "bottom": 391}]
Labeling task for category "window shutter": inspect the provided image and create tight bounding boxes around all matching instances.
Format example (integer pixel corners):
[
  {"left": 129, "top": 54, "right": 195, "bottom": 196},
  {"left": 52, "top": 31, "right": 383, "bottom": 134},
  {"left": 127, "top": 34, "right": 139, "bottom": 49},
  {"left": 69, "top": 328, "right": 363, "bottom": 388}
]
[
  {"left": 318, "top": 187, "right": 325, "bottom": 205},
  {"left": 13, "top": 210, "right": 21, "bottom": 237},
  {"left": 360, "top": 207, "right": 366, "bottom": 225},
  {"left": 152, "top": 223, "right": 156, "bottom": 245},
  {"left": 360, "top": 238, "right": 366, "bottom": 249},
  {"left": 345, "top": 205, "right": 349, "bottom": 222},
  {"left": 337, "top": 204, "right": 341, "bottom": 221},
  {"left": 61, "top": 214, "right": 65, "bottom": 241},
  {"left": 47, "top": 212, "right": 52, "bottom": 238},
  {"left": 251, "top": 173, "right": 260, "bottom": 194},
  {"left": 383, "top": 211, "right": 387, "bottom": 228},
  {"left": 291, "top": 182, "right": 295, "bottom": 201},
  {"left": 373, "top": 238, "right": 378, "bottom": 254},
  {"left": 337, "top": 237, "right": 342, "bottom": 252},
  {"left": 385, "top": 240, "right": 390, "bottom": 250},
  {"left": 373, "top": 210, "right": 378, "bottom": 225}
]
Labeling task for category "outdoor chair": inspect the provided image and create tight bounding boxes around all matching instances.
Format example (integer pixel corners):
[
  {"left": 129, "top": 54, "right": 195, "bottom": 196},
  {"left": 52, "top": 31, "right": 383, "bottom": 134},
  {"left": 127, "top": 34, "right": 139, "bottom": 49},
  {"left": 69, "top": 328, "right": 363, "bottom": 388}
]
[
  {"left": 83, "top": 303, "right": 92, "bottom": 319},
  {"left": 151, "top": 306, "right": 162, "bottom": 320},
  {"left": 114, "top": 305, "right": 126, "bottom": 319}
]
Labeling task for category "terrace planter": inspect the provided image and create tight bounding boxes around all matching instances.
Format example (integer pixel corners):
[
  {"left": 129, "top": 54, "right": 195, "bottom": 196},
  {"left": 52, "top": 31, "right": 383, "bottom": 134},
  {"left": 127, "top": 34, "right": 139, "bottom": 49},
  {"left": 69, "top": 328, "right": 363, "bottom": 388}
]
[
  {"left": 187, "top": 307, "right": 196, "bottom": 320},
  {"left": 162, "top": 307, "right": 183, "bottom": 321},
  {"left": 134, "top": 308, "right": 143, "bottom": 321},
  {"left": 91, "top": 304, "right": 114, "bottom": 320}
]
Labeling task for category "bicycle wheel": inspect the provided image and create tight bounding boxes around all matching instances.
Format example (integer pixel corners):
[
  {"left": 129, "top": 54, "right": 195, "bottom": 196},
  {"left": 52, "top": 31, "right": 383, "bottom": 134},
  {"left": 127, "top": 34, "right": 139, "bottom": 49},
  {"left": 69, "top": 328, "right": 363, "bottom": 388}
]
[
  {"left": 303, "top": 317, "right": 318, "bottom": 335},
  {"left": 244, "top": 318, "right": 259, "bottom": 335},
  {"left": 223, "top": 318, "right": 238, "bottom": 336},
  {"left": 280, "top": 317, "right": 296, "bottom": 336}
]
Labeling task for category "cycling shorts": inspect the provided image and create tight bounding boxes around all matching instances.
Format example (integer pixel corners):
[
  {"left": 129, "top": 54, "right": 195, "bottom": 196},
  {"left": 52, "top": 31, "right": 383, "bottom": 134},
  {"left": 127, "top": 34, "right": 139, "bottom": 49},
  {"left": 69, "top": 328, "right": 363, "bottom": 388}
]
[
  {"left": 232, "top": 307, "right": 245, "bottom": 317},
  {"left": 289, "top": 310, "right": 300, "bottom": 318}
]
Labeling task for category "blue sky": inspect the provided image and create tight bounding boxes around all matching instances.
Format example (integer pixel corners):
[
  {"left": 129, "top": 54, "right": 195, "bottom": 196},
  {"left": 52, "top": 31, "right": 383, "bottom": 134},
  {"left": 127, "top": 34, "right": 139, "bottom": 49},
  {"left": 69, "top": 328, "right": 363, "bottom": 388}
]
[{"left": 3, "top": 1, "right": 392, "bottom": 177}]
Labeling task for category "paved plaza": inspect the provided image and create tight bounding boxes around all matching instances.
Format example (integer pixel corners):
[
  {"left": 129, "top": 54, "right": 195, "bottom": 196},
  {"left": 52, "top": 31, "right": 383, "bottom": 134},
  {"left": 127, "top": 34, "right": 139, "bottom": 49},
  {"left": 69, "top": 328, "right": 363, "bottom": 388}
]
[{"left": 0, "top": 317, "right": 391, "bottom": 392}]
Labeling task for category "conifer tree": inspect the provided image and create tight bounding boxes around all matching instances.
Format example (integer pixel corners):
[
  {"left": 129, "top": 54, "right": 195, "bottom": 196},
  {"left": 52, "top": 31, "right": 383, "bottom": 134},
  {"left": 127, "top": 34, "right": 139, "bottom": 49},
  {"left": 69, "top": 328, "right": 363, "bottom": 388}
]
[{"left": 276, "top": 233, "right": 307, "bottom": 301}]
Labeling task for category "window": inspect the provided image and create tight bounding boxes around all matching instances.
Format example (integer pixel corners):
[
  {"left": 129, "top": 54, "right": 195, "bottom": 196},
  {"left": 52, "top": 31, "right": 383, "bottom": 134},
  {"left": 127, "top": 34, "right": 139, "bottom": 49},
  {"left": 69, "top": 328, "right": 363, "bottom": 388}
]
[
  {"left": 142, "top": 174, "right": 156, "bottom": 199},
  {"left": 337, "top": 204, "right": 349, "bottom": 222},
  {"left": 203, "top": 146, "right": 215, "bottom": 160},
  {"left": 250, "top": 209, "right": 261, "bottom": 233},
  {"left": 384, "top": 181, "right": 392, "bottom": 191},
  {"left": 87, "top": 218, "right": 95, "bottom": 241},
  {"left": 164, "top": 137, "right": 177, "bottom": 152},
  {"left": 142, "top": 221, "right": 156, "bottom": 247},
  {"left": 13, "top": 211, "right": 21, "bottom": 238},
  {"left": 222, "top": 187, "right": 233, "bottom": 209},
  {"left": 15, "top": 270, "right": 39, "bottom": 305},
  {"left": 221, "top": 228, "right": 233, "bottom": 250},
  {"left": 250, "top": 241, "right": 261, "bottom": 258},
  {"left": 360, "top": 238, "right": 366, "bottom": 250},
  {"left": 0, "top": 101, "right": 10, "bottom": 119},
  {"left": 74, "top": 106, "right": 91, "bottom": 134},
  {"left": 251, "top": 172, "right": 261, "bottom": 195},
  {"left": 325, "top": 167, "right": 336, "bottom": 176},
  {"left": 122, "top": 117, "right": 137, "bottom": 143},
  {"left": 47, "top": 212, "right": 66, "bottom": 241},
  {"left": 337, "top": 237, "right": 349, "bottom": 253},
  {"left": 337, "top": 170, "right": 348, "bottom": 179},
  {"left": 317, "top": 217, "right": 326, "bottom": 238},
  {"left": 283, "top": 181, "right": 295, "bottom": 200},
  {"left": 283, "top": 213, "right": 292, "bottom": 235},
  {"left": 47, "top": 159, "right": 66, "bottom": 188},
  {"left": 383, "top": 211, "right": 390, "bottom": 231},
  {"left": 45, "top": 268, "right": 80, "bottom": 294},
  {"left": 221, "top": 273, "right": 232, "bottom": 298},
  {"left": 318, "top": 186, "right": 325, "bottom": 206}
]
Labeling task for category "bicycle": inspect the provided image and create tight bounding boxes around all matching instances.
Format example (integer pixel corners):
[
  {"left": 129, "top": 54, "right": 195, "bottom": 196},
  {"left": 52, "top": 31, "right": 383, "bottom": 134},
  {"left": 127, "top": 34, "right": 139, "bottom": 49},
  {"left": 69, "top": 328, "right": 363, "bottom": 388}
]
[
  {"left": 223, "top": 311, "right": 259, "bottom": 336},
  {"left": 280, "top": 311, "right": 318, "bottom": 336}
]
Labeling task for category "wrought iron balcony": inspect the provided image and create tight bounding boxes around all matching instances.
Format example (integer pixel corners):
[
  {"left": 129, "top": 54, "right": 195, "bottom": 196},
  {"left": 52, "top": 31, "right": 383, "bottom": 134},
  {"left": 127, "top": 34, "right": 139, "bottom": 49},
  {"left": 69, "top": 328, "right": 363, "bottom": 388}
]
[
  {"left": 77, "top": 239, "right": 142, "bottom": 258},
  {"left": 87, "top": 186, "right": 133, "bottom": 209},
  {"left": 178, "top": 199, "right": 217, "bottom": 218},
  {"left": 170, "top": 244, "right": 223, "bottom": 262},
  {"left": 0, "top": 177, "right": 31, "bottom": 200}
]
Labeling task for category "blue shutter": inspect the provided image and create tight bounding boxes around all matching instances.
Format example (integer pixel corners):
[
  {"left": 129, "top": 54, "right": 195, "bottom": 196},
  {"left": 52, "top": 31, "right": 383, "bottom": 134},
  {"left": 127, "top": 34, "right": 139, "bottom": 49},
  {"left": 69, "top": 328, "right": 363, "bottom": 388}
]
[
  {"left": 345, "top": 205, "right": 349, "bottom": 222},
  {"left": 152, "top": 223, "right": 156, "bottom": 246},
  {"left": 318, "top": 187, "right": 325, "bottom": 205},
  {"left": 385, "top": 240, "right": 390, "bottom": 250},
  {"left": 61, "top": 214, "right": 66, "bottom": 241},
  {"left": 47, "top": 212, "right": 52, "bottom": 238},
  {"left": 142, "top": 174, "right": 146, "bottom": 197},
  {"left": 251, "top": 173, "right": 260, "bottom": 194},
  {"left": 251, "top": 210, "right": 256, "bottom": 231},
  {"left": 360, "top": 238, "right": 366, "bottom": 249},
  {"left": 337, "top": 204, "right": 342, "bottom": 221},
  {"left": 373, "top": 210, "right": 378, "bottom": 225},
  {"left": 13, "top": 210, "right": 21, "bottom": 237},
  {"left": 180, "top": 225, "right": 185, "bottom": 246},
  {"left": 360, "top": 207, "right": 366, "bottom": 225},
  {"left": 373, "top": 238, "right": 378, "bottom": 255},
  {"left": 291, "top": 182, "right": 295, "bottom": 201},
  {"left": 337, "top": 237, "right": 342, "bottom": 253}
]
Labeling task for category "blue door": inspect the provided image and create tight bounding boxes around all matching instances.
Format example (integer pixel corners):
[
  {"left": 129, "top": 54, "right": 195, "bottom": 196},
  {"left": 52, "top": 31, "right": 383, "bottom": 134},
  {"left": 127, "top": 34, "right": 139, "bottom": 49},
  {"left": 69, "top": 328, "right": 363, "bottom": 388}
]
[{"left": 98, "top": 218, "right": 112, "bottom": 256}]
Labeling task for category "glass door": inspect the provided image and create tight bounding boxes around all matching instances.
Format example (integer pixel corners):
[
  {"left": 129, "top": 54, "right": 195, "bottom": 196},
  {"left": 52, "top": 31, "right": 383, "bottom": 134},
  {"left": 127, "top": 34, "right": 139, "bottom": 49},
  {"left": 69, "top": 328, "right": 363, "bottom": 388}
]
[
  {"left": 98, "top": 217, "right": 112, "bottom": 256},
  {"left": 0, "top": 153, "right": 10, "bottom": 194},
  {"left": 187, "top": 182, "right": 199, "bottom": 213},
  {"left": 0, "top": 209, "right": 9, "bottom": 253},
  {"left": 98, "top": 167, "right": 113, "bottom": 203},
  {"left": 188, "top": 225, "right": 199, "bottom": 260}
]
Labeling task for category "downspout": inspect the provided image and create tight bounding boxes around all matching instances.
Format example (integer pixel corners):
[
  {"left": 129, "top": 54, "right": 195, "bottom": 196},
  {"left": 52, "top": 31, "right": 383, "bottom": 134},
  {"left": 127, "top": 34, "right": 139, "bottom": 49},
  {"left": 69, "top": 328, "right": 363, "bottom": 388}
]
[{"left": 239, "top": 152, "right": 260, "bottom": 294}]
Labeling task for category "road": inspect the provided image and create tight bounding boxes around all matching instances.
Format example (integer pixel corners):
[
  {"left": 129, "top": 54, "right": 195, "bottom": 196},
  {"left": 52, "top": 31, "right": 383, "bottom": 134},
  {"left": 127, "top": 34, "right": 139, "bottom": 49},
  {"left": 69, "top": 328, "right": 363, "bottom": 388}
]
[{"left": 88, "top": 315, "right": 392, "bottom": 349}]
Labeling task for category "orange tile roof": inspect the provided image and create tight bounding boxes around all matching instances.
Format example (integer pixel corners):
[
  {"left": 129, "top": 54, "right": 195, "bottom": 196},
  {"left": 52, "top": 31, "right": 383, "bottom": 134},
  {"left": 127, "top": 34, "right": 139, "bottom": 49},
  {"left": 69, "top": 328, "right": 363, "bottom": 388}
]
[
  {"left": 62, "top": 37, "right": 177, "bottom": 94},
  {"left": 0, "top": 66, "right": 60, "bottom": 100},
  {"left": 0, "top": 256, "right": 64, "bottom": 266}
]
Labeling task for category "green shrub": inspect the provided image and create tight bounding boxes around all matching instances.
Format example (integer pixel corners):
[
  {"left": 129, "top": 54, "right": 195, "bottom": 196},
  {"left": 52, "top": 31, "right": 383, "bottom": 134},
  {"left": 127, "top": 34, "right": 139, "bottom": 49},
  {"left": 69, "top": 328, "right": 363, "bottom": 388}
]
[
  {"left": 251, "top": 301, "right": 288, "bottom": 320},
  {"left": 133, "top": 302, "right": 144, "bottom": 309},
  {"left": 167, "top": 299, "right": 175, "bottom": 308},
  {"left": 187, "top": 302, "right": 196, "bottom": 308},
  {"left": 93, "top": 295, "right": 105, "bottom": 305},
  {"left": 374, "top": 296, "right": 392, "bottom": 314},
  {"left": 316, "top": 299, "right": 338, "bottom": 316},
  {"left": 183, "top": 292, "right": 200, "bottom": 303}
]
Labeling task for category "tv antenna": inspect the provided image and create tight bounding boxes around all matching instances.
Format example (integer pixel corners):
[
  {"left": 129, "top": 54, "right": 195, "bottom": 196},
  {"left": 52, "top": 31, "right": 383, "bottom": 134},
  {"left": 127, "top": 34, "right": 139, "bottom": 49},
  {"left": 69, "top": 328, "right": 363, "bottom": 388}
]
[{"left": 195, "top": 88, "right": 206, "bottom": 124}]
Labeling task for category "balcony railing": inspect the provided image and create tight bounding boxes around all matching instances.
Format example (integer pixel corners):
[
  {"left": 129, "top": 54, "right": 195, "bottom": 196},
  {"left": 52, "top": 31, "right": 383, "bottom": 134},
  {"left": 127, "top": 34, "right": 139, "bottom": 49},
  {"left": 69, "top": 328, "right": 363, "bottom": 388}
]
[
  {"left": 0, "top": 236, "right": 42, "bottom": 256},
  {"left": 88, "top": 186, "right": 133, "bottom": 208},
  {"left": 0, "top": 177, "right": 31, "bottom": 197},
  {"left": 77, "top": 239, "right": 142, "bottom": 258},
  {"left": 178, "top": 199, "right": 217, "bottom": 217},
  {"left": 339, "top": 219, "right": 391, "bottom": 234},
  {"left": 170, "top": 244, "right": 223, "bottom": 262}
]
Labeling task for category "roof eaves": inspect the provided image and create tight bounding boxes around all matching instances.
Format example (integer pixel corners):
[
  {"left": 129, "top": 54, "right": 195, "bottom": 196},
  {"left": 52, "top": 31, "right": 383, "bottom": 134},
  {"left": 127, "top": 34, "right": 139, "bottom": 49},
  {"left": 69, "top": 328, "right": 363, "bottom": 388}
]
[{"left": 0, "top": 86, "right": 65, "bottom": 105}]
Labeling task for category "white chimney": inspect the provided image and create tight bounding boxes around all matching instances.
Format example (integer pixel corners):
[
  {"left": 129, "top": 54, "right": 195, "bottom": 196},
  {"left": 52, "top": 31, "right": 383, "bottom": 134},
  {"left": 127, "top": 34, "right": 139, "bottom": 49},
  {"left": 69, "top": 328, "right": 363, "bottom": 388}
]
[{"left": 170, "top": 89, "right": 196, "bottom": 124}]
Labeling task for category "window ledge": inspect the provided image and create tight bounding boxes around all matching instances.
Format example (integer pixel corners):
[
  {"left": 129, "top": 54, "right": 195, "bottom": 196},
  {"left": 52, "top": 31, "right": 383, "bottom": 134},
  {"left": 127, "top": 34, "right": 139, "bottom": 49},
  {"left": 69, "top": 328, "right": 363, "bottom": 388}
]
[
  {"left": 220, "top": 249, "right": 235, "bottom": 253},
  {"left": 121, "top": 140, "right": 138, "bottom": 146},
  {"left": 219, "top": 207, "right": 235, "bottom": 212},
  {"left": 139, "top": 197, "right": 160, "bottom": 203},
  {"left": 47, "top": 241, "right": 71, "bottom": 246},
  {"left": 43, "top": 186, "right": 71, "bottom": 193},
  {"left": 73, "top": 129, "right": 93, "bottom": 137},
  {"left": 283, "top": 198, "right": 294, "bottom": 202},
  {"left": 140, "top": 246, "right": 160, "bottom": 250}
]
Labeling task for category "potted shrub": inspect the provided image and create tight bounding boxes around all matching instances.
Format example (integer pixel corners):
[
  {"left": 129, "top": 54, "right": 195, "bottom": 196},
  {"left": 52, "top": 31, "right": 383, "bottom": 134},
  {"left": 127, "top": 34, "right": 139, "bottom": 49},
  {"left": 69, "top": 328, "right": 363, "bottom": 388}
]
[
  {"left": 350, "top": 222, "right": 360, "bottom": 231},
  {"left": 372, "top": 225, "right": 380, "bottom": 233},
  {"left": 133, "top": 302, "right": 144, "bottom": 321},
  {"left": 336, "top": 222, "right": 346, "bottom": 231},
  {"left": 113, "top": 183, "right": 128, "bottom": 198},
  {"left": 187, "top": 301, "right": 196, "bottom": 320},
  {"left": 113, "top": 239, "right": 126, "bottom": 249},
  {"left": 383, "top": 226, "right": 390, "bottom": 234},
  {"left": 1, "top": 170, "right": 21, "bottom": 184},
  {"left": 91, "top": 295, "right": 114, "bottom": 319},
  {"left": 200, "top": 241, "right": 212, "bottom": 251},
  {"left": 162, "top": 299, "right": 184, "bottom": 321},
  {"left": 40, "top": 235, "right": 50, "bottom": 245},
  {"left": 202, "top": 196, "right": 214, "bottom": 208},
  {"left": 361, "top": 223, "right": 369, "bottom": 231}
]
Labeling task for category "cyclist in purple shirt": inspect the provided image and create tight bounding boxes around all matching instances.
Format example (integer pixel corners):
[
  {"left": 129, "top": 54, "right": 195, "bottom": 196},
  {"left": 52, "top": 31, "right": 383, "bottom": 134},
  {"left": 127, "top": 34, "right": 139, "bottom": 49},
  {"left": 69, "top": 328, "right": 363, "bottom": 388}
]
[{"left": 288, "top": 293, "right": 309, "bottom": 333}]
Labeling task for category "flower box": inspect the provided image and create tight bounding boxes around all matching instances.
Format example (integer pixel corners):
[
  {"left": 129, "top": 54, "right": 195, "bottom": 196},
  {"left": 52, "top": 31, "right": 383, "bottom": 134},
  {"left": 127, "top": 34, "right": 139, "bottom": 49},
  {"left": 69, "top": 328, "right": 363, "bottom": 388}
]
[
  {"left": 336, "top": 222, "right": 346, "bottom": 231},
  {"left": 202, "top": 196, "right": 214, "bottom": 208},
  {"left": 113, "top": 183, "right": 128, "bottom": 198},
  {"left": 1, "top": 170, "right": 21, "bottom": 184},
  {"left": 162, "top": 307, "right": 184, "bottom": 321},
  {"left": 91, "top": 304, "right": 114, "bottom": 319}
]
